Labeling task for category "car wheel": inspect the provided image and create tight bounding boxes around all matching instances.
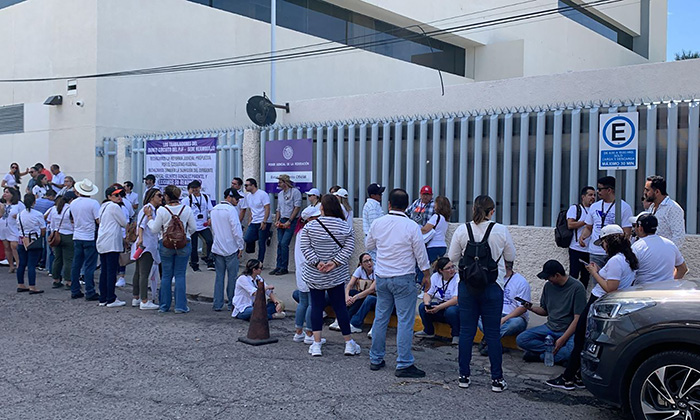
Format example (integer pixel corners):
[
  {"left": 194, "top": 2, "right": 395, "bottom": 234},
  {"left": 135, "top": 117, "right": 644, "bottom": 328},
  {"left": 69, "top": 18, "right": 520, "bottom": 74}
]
[{"left": 628, "top": 350, "right": 700, "bottom": 420}]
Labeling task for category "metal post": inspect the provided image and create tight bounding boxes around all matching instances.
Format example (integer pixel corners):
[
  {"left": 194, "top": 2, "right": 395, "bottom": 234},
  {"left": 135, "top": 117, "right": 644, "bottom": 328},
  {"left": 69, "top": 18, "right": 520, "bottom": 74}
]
[
  {"left": 625, "top": 106, "right": 638, "bottom": 212},
  {"left": 588, "top": 107, "right": 600, "bottom": 187},
  {"left": 406, "top": 121, "right": 415, "bottom": 203},
  {"left": 270, "top": 0, "right": 276, "bottom": 103},
  {"left": 687, "top": 102, "right": 699, "bottom": 234},
  {"left": 473, "top": 115, "right": 483, "bottom": 198},
  {"left": 646, "top": 104, "right": 657, "bottom": 176},
  {"left": 431, "top": 117, "right": 441, "bottom": 195},
  {"left": 370, "top": 123, "right": 379, "bottom": 183},
  {"left": 445, "top": 117, "right": 455, "bottom": 203},
  {"left": 667, "top": 102, "right": 678, "bottom": 199},
  {"left": 358, "top": 123, "right": 367, "bottom": 212},
  {"left": 381, "top": 122, "right": 391, "bottom": 212},
  {"left": 419, "top": 120, "right": 428, "bottom": 191},
  {"left": 458, "top": 117, "right": 469, "bottom": 222},
  {"left": 502, "top": 113, "right": 513, "bottom": 225},
  {"left": 315, "top": 126, "right": 324, "bottom": 192},
  {"left": 337, "top": 125, "right": 345, "bottom": 187},
  {"left": 348, "top": 124, "right": 356, "bottom": 214},
  {"left": 393, "top": 121, "right": 403, "bottom": 191},
  {"left": 534, "top": 112, "right": 546, "bottom": 227},
  {"left": 488, "top": 114, "right": 498, "bottom": 200},
  {"left": 551, "top": 110, "right": 563, "bottom": 226},
  {"left": 569, "top": 109, "right": 581, "bottom": 206},
  {"left": 326, "top": 125, "right": 334, "bottom": 189},
  {"left": 518, "top": 113, "right": 529, "bottom": 226}
]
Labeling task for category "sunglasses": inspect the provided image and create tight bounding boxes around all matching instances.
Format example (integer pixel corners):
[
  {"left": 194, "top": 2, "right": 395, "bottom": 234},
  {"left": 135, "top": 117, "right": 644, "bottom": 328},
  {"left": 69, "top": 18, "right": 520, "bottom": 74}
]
[
  {"left": 254, "top": 265, "right": 262, "bottom": 270},
  {"left": 156, "top": 193, "right": 163, "bottom": 197},
  {"left": 244, "top": 184, "right": 251, "bottom": 187}
]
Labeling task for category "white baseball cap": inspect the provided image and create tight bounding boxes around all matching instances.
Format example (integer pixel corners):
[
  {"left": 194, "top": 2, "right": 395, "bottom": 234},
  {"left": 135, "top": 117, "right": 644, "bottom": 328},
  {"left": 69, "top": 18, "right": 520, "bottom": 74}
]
[
  {"left": 301, "top": 206, "right": 321, "bottom": 221},
  {"left": 594, "top": 224, "right": 624, "bottom": 246},
  {"left": 306, "top": 188, "right": 321, "bottom": 196},
  {"left": 333, "top": 188, "right": 349, "bottom": 198}
]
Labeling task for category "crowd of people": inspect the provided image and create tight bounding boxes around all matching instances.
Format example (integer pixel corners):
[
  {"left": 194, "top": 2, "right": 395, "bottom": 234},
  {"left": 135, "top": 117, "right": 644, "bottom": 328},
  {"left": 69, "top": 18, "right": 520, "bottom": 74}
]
[{"left": 0, "top": 160, "right": 691, "bottom": 392}]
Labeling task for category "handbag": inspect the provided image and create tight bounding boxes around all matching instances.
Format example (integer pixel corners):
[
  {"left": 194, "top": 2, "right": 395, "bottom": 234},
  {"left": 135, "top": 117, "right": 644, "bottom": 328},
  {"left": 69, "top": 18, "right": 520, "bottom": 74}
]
[
  {"left": 19, "top": 211, "right": 43, "bottom": 251},
  {"left": 422, "top": 215, "right": 441, "bottom": 244},
  {"left": 48, "top": 210, "right": 66, "bottom": 247}
]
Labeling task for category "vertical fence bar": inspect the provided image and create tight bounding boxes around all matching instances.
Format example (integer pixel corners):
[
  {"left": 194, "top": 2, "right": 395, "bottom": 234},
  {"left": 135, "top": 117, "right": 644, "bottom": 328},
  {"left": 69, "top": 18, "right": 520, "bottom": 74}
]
[
  {"left": 347, "top": 124, "right": 356, "bottom": 214},
  {"left": 445, "top": 117, "right": 455, "bottom": 203},
  {"left": 326, "top": 125, "right": 334, "bottom": 190},
  {"left": 551, "top": 110, "right": 563, "bottom": 225},
  {"left": 459, "top": 117, "right": 469, "bottom": 223},
  {"left": 646, "top": 104, "right": 657, "bottom": 176},
  {"left": 687, "top": 102, "right": 699, "bottom": 234},
  {"left": 381, "top": 121, "right": 391, "bottom": 212},
  {"left": 359, "top": 123, "right": 368, "bottom": 213},
  {"left": 268, "top": 129, "right": 276, "bottom": 211},
  {"left": 370, "top": 123, "right": 379, "bottom": 183},
  {"left": 393, "top": 121, "right": 403, "bottom": 191},
  {"left": 406, "top": 121, "right": 416, "bottom": 203},
  {"left": 488, "top": 114, "right": 498, "bottom": 200},
  {"left": 605, "top": 107, "right": 618, "bottom": 177},
  {"left": 237, "top": 130, "right": 244, "bottom": 178},
  {"left": 296, "top": 127, "right": 303, "bottom": 140},
  {"left": 278, "top": 127, "right": 285, "bottom": 141},
  {"left": 103, "top": 138, "right": 109, "bottom": 190},
  {"left": 419, "top": 120, "right": 428, "bottom": 191},
  {"left": 287, "top": 128, "right": 294, "bottom": 140},
  {"left": 502, "top": 113, "right": 513, "bottom": 225},
  {"left": 569, "top": 109, "right": 581, "bottom": 205},
  {"left": 518, "top": 113, "right": 530, "bottom": 226},
  {"left": 666, "top": 102, "right": 678, "bottom": 199},
  {"left": 431, "top": 117, "right": 441, "bottom": 195},
  {"left": 534, "top": 111, "right": 546, "bottom": 227},
  {"left": 588, "top": 107, "right": 600, "bottom": 187},
  {"left": 337, "top": 125, "right": 345, "bottom": 187},
  {"left": 260, "top": 131, "right": 268, "bottom": 190},
  {"left": 625, "top": 106, "right": 638, "bottom": 210},
  {"left": 315, "top": 126, "right": 324, "bottom": 192},
  {"left": 473, "top": 115, "right": 483, "bottom": 198}
]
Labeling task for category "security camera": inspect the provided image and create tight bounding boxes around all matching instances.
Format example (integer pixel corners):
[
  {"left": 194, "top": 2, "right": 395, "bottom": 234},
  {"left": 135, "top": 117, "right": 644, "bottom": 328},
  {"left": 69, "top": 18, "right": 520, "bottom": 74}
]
[{"left": 75, "top": 100, "right": 84, "bottom": 107}]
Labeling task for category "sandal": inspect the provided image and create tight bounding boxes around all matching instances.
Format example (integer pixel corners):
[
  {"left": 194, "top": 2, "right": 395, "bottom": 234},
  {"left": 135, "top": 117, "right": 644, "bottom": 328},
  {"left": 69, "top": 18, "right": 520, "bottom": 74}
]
[
  {"left": 29, "top": 290, "right": 45, "bottom": 295},
  {"left": 17, "top": 287, "right": 29, "bottom": 293}
]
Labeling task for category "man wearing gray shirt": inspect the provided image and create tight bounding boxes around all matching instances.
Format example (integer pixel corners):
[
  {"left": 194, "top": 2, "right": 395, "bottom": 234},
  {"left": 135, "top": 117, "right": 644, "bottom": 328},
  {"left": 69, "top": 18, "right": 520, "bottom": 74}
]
[{"left": 271, "top": 174, "right": 302, "bottom": 276}]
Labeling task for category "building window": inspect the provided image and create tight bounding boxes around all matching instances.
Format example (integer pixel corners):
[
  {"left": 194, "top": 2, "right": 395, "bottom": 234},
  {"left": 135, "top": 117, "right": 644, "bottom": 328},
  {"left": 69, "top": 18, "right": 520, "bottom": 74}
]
[
  {"left": 190, "top": 0, "right": 466, "bottom": 76},
  {"left": 559, "top": 0, "right": 634, "bottom": 51},
  {"left": 0, "top": 104, "right": 24, "bottom": 135},
  {"left": 0, "top": 0, "right": 25, "bottom": 10}
]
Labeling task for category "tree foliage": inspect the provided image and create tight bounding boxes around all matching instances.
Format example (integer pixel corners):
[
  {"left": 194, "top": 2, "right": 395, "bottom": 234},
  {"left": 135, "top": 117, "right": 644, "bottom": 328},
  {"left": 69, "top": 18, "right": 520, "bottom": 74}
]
[{"left": 674, "top": 50, "right": 700, "bottom": 61}]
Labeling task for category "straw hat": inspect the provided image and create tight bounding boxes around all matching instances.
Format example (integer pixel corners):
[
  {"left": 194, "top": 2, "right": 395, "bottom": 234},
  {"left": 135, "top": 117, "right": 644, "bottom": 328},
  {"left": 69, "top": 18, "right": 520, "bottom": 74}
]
[{"left": 74, "top": 178, "right": 99, "bottom": 196}]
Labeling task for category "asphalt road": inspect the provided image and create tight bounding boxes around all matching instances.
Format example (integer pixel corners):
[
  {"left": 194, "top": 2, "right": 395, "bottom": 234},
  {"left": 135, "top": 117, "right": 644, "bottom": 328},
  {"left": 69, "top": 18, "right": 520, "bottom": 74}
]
[{"left": 0, "top": 269, "right": 622, "bottom": 420}]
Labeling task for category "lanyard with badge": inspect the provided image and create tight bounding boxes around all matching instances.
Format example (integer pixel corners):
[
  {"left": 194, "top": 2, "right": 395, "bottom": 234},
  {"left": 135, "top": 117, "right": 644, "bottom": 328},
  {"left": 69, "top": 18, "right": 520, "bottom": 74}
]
[{"left": 599, "top": 201, "right": 614, "bottom": 229}]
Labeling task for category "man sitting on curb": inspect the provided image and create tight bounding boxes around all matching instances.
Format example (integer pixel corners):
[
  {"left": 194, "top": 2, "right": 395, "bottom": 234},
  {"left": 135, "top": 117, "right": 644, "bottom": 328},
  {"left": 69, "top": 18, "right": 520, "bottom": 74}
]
[
  {"left": 516, "top": 260, "right": 586, "bottom": 365},
  {"left": 478, "top": 260, "right": 531, "bottom": 356}
]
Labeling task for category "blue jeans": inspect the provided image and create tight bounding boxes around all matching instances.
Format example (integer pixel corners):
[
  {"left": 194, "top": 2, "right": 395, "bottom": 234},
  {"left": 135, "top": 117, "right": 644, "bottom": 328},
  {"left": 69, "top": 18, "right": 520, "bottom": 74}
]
[
  {"left": 244, "top": 223, "right": 270, "bottom": 263},
  {"left": 17, "top": 244, "right": 42, "bottom": 286},
  {"left": 516, "top": 324, "right": 576, "bottom": 364},
  {"left": 370, "top": 274, "right": 417, "bottom": 369},
  {"left": 98, "top": 252, "right": 119, "bottom": 304},
  {"left": 419, "top": 303, "right": 460, "bottom": 337},
  {"left": 416, "top": 246, "right": 447, "bottom": 283},
  {"left": 159, "top": 241, "right": 191, "bottom": 313},
  {"left": 236, "top": 301, "right": 276, "bottom": 320},
  {"left": 459, "top": 282, "right": 504, "bottom": 380},
  {"left": 478, "top": 315, "right": 528, "bottom": 338},
  {"left": 71, "top": 240, "right": 98, "bottom": 297},
  {"left": 349, "top": 293, "right": 377, "bottom": 328},
  {"left": 275, "top": 218, "right": 297, "bottom": 270},
  {"left": 213, "top": 252, "right": 239, "bottom": 311}
]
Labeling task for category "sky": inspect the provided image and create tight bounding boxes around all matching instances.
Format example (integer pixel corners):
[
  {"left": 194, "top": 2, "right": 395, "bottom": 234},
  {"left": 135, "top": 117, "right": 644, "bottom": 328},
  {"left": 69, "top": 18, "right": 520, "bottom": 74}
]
[{"left": 666, "top": 0, "right": 700, "bottom": 61}]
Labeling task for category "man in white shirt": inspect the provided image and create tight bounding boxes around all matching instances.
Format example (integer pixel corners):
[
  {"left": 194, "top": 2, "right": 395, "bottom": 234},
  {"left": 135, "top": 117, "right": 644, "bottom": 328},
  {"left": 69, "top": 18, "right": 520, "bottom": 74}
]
[
  {"left": 643, "top": 175, "right": 686, "bottom": 248},
  {"left": 566, "top": 186, "right": 596, "bottom": 289},
  {"left": 366, "top": 188, "right": 430, "bottom": 379},
  {"left": 68, "top": 178, "right": 102, "bottom": 301},
  {"left": 231, "top": 177, "right": 246, "bottom": 223},
  {"left": 578, "top": 176, "right": 633, "bottom": 268},
  {"left": 362, "top": 183, "right": 385, "bottom": 262},
  {"left": 630, "top": 213, "right": 688, "bottom": 284},
  {"left": 49, "top": 164, "right": 65, "bottom": 192},
  {"left": 186, "top": 180, "right": 214, "bottom": 272},
  {"left": 210, "top": 188, "right": 245, "bottom": 311},
  {"left": 142, "top": 174, "right": 156, "bottom": 202},
  {"left": 242, "top": 178, "right": 271, "bottom": 265},
  {"left": 123, "top": 181, "right": 139, "bottom": 211}
]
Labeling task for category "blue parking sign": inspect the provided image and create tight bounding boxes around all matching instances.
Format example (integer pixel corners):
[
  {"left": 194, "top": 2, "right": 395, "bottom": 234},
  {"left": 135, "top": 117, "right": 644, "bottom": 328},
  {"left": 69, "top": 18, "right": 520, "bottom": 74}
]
[{"left": 599, "top": 112, "right": 638, "bottom": 170}]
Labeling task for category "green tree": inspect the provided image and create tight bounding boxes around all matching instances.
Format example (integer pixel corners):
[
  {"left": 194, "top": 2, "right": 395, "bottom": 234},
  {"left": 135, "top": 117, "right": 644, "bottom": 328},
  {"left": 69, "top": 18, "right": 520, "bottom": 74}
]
[{"left": 674, "top": 50, "right": 700, "bottom": 61}]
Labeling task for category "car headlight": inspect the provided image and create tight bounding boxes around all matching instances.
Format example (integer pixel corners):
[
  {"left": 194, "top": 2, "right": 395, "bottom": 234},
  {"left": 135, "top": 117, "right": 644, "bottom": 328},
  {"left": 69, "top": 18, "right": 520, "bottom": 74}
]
[{"left": 590, "top": 298, "right": 656, "bottom": 319}]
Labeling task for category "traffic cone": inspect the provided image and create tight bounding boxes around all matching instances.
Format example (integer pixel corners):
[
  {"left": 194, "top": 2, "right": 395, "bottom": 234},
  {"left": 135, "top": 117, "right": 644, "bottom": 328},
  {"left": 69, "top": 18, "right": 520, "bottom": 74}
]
[{"left": 238, "top": 279, "right": 279, "bottom": 346}]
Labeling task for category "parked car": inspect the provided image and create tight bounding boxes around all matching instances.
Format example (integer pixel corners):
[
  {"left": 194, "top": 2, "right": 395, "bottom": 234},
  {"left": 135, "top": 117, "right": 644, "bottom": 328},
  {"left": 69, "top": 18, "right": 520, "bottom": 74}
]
[{"left": 581, "top": 279, "right": 700, "bottom": 419}]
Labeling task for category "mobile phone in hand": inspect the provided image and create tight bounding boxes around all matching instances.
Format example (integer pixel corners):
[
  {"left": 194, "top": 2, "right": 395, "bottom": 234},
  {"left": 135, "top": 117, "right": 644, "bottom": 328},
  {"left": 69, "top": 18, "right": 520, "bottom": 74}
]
[
  {"left": 514, "top": 296, "right": 532, "bottom": 307},
  {"left": 579, "top": 258, "right": 589, "bottom": 265}
]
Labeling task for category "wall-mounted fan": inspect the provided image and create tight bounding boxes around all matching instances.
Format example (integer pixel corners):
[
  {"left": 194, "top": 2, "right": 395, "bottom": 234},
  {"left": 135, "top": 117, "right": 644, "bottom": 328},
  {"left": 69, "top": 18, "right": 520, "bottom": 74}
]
[{"left": 246, "top": 93, "right": 290, "bottom": 126}]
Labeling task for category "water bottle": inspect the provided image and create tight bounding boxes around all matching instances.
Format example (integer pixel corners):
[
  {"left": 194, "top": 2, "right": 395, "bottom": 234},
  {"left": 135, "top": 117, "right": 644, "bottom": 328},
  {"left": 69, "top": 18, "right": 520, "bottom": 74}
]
[{"left": 544, "top": 335, "right": 555, "bottom": 367}]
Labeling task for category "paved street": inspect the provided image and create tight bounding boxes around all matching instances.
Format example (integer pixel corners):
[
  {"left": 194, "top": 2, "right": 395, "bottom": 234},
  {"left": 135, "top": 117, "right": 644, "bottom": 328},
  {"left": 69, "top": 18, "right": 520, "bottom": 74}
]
[{"left": 0, "top": 267, "right": 622, "bottom": 420}]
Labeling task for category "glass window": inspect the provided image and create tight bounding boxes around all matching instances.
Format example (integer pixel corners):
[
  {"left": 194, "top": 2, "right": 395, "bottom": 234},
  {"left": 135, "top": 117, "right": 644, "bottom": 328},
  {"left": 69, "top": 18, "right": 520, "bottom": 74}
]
[
  {"left": 0, "top": 0, "right": 24, "bottom": 10},
  {"left": 558, "top": 0, "right": 636, "bottom": 52}
]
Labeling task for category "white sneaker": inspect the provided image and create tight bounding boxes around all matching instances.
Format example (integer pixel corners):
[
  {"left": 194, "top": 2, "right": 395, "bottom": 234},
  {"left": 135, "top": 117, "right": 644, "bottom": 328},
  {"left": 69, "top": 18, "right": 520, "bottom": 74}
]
[
  {"left": 344, "top": 340, "right": 361, "bottom": 356},
  {"left": 309, "top": 341, "right": 323, "bottom": 356},
  {"left": 293, "top": 333, "right": 305, "bottom": 342},
  {"left": 304, "top": 335, "right": 326, "bottom": 345},
  {"left": 116, "top": 277, "right": 126, "bottom": 287},
  {"left": 106, "top": 299, "right": 126, "bottom": 308},
  {"left": 271, "top": 311, "right": 286, "bottom": 319},
  {"left": 329, "top": 319, "right": 340, "bottom": 330},
  {"left": 98, "top": 302, "right": 107, "bottom": 307},
  {"left": 350, "top": 324, "right": 363, "bottom": 334},
  {"left": 367, "top": 327, "right": 373, "bottom": 339},
  {"left": 140, "top": 301, "right": 159, "bottom": 310},
  {"left": 132, "top": 299, "right": 140, "bottom": 307}
]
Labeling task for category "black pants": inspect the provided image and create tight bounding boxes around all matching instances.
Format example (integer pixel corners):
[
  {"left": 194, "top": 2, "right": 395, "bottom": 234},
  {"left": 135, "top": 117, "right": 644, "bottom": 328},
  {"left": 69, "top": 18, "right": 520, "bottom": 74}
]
[
  {"left": 190, "top": 228, "right": 213, "bottom": 267},
  {"left": 563, "top": 294, "right": 598, "bottom": 380},
  {"left": 568, "top": 248, "right": 590, "bottom": 290}
]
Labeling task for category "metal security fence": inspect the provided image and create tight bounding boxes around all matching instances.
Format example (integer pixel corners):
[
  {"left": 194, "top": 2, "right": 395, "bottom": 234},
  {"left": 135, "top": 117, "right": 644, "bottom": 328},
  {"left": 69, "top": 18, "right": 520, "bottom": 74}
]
[
  {"left": 261, "top": 99, "right": 700, "bottom": 234},
  {"left": 102, "top": 129, "right": 243, "bottom": 202}
]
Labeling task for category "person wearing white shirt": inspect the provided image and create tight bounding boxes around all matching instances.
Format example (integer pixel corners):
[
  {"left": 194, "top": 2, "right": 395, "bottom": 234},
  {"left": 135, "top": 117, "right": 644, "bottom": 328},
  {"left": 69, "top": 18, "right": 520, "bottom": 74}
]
[
  {"left": 566, "top": 186, "right": 596, "bottom": 290},
  {"left": 630, "top": 213, "right": 687, "bottom": 284},
  {"left": 145, "top": 185, "right": 197, "bottom": 314},
  {"left": 46, "top": 192, "right": 76, "bottom": 289},
  {"left": 362, "top": 183, "right": 384, "bottom": 263},
  {"left": 415, "top": 258, "right": 460, "bottom": 343},
  {"left": 230, "top": 177, "right": 247, "bottom": 223},
  {"left": 131, "top": 188, "right": 163, "bottom": 310},
  {"left": 271, "top": 175, "right": 302, "bottom": 276},
  {"left": 578, "top": 176, "right": 633, "bottom": 268},
  {"left": 49, "top": 164, "right": 65, "bottom": 192},
  {"left": 448, "top": 195, "right": 516, "bottom": 392},
  {"left": 232, "top": 259, "right": 285, "bottom": 320},
  {"left": 366, "top": 188, "right": 430, "bottom": 378},
  {"left": 68, "top": 178, "right": 102, "bottom": 301},
  {"left": 241, "top": 178, "right": 271, "bottom": 265},
  {"left": 32, "top": 174, "right": 50, "bottom": 199},
  {"left": 96, "top": 186, "right": 128, "bottom": 307},
  {"left": 643, "top": 175, "right": 686, "bottom": 248},
  {"left": 210, "top": 188, "right": 245, "bottom": 311},
  {"left": 421, "top": 196, "right": 451, "bottom": 263},
  {"left": 123, "top": 181, "right": 139, "bottom": 212},
  {"left": 186, "top": 179, "right": 215, "bottom": 272},
  {"left": 1, "top": 187, "right": 24, "bottom": 273},
  {"left": 16, "top": 194, "right": 47, "bottom": 294}
]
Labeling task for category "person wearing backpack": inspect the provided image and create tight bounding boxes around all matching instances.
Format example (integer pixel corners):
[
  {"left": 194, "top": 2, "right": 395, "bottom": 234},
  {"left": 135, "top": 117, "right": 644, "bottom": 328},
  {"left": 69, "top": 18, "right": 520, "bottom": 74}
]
[
  {"left": 563, "top": 186, "right": 595, "bottom": 289},
  {"left": 145, "top": 185, "right": 196, "bottom": 313},
  {"left": 448, "top": 195, "right": 516, "bottom": 393}
]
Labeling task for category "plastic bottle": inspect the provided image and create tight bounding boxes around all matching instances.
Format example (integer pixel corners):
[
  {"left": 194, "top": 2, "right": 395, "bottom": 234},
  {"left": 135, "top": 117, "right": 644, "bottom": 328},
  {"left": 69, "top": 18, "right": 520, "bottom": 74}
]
[{"left": 544, "top": 335, "right": 555, "bottom": 367}]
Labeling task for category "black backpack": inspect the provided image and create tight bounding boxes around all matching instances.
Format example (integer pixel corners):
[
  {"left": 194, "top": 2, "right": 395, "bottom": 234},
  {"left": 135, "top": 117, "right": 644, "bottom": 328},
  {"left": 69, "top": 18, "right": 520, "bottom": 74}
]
[
  {"left": 554, "top": 205, "right": 581, "bottom": 248},
  {"left": 459, "top": 222, "right": 500, "bottom": 291}
]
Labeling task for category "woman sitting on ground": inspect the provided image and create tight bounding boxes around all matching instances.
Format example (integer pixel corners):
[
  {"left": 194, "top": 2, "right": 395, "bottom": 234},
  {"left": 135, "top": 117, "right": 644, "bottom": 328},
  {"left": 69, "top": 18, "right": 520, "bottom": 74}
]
[
  {"left": 329, "top": 252, "right": 376, "bottom": 333},
  {"left": 232, "top": 259, "right": 285, "bottom": 320},
  {"left": 415, "top": 257, "right": 460, "bottom": 344}
]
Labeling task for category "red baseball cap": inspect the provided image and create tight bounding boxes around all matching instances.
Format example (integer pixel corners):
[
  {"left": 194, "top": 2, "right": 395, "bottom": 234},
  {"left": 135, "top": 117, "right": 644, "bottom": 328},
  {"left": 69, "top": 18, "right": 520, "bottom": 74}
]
[{"left": 420, "top": 185, "right": 432, "bottom": 195}]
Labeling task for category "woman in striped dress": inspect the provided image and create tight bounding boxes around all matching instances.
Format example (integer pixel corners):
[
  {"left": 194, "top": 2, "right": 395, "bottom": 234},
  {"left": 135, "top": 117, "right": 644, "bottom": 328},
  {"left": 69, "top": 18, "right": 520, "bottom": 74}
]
[{"left": 300, "top": 194, "right": 360, "bottom": 357}]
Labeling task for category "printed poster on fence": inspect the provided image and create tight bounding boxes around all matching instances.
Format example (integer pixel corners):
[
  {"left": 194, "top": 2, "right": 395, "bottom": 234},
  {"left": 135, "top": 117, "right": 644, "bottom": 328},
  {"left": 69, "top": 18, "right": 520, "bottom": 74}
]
[
  {"left": 145, "top": 138, "right": 218, "bottom": 199},
  {"left": 265, "top": 139, "right": 313, "bottom": 193}
]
